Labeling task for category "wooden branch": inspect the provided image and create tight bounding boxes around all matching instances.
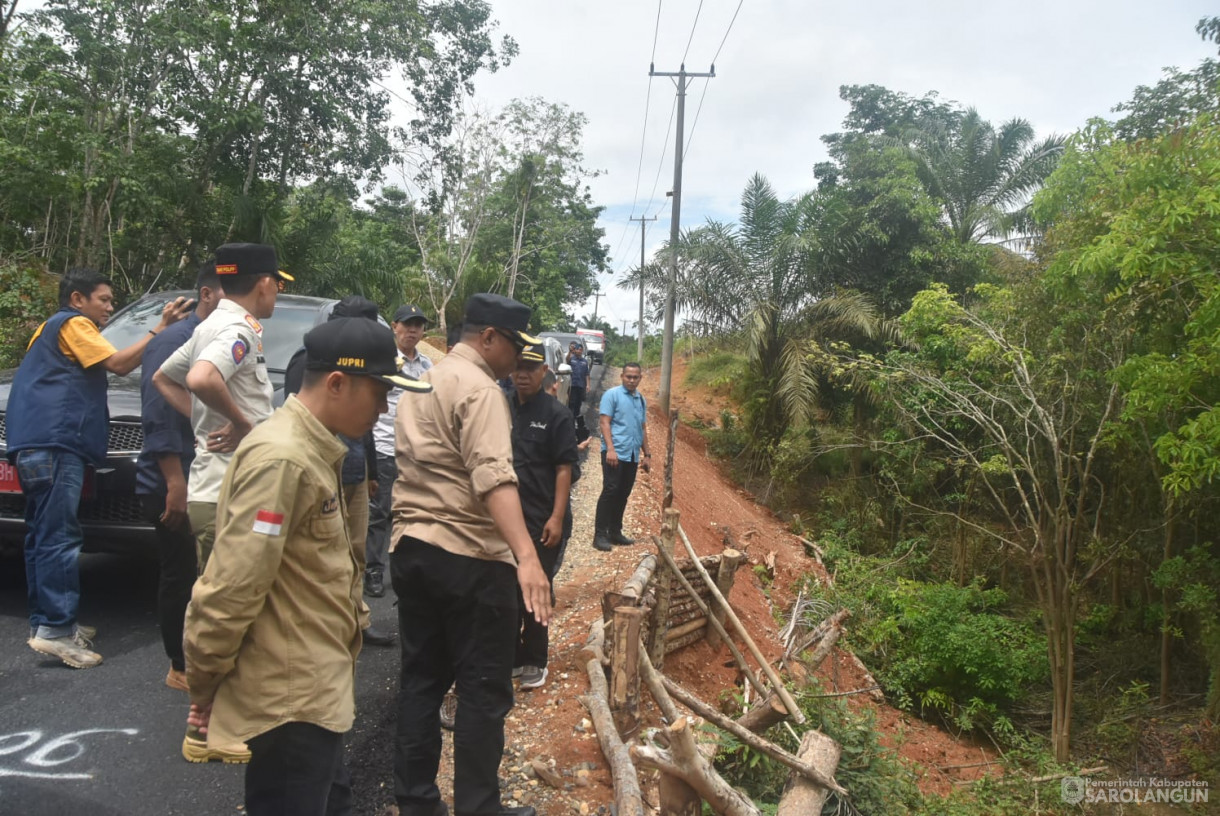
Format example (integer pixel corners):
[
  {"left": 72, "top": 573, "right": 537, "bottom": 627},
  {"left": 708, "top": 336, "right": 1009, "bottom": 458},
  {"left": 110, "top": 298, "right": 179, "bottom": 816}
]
[
  {"left": 677, "top": 524, "right": 806, "bottom": 724},
  {"left": 660, "top": 675, "right": 846, "bottom": 796},
  {"left": 638, "top": 630, "right": 702, "bottom": 815},
  {"left": 580, "top": 618, "right": 607, "bottom": 666},
  {"left": 666, "top": 627, "right": 712, "bottom": 654},
  {"left": 581, "top": 651, "right": 644, "bottom": 816},
  {"left": 803, "top": 623, "right": 844, "bottom": 674},
  {"left": 777, "top": 730, "right": 841, "bottom": 816},
  {"left": 622, "top": 554, "right": 659, "bottom": 600},
  {"left": 665, "top": 616, "right": 709, "bottom": 642},
  {"left": 650, "top": 535, "right": 770, "bottom": 700},
  {"left": 707, "top": 548, "right": 744, "bottom": 650},
  {"left": 735, "top": 694, "right": 789, "bottom": 735},
  {"left": 632, "top": 719, "right": 760, "bottom": 816},
  {"left": 611, "top": 606, "right": 645, "bottom": 739},
  {"left": 786, "top": 609, "right": 850, "bottom": 661}
]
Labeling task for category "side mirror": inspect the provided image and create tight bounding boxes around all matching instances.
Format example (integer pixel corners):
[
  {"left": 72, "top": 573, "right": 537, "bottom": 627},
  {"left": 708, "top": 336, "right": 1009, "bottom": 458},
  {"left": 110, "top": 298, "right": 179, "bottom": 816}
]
[{"left": 557, "top": 364, "right": 572, "bottom": 375}]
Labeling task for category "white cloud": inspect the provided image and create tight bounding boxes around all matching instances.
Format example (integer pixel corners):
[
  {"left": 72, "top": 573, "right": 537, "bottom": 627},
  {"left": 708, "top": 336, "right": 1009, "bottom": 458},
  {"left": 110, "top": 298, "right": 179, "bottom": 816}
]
[{"left": 464, "top": 0, "right": 1216, "bottom": 330}]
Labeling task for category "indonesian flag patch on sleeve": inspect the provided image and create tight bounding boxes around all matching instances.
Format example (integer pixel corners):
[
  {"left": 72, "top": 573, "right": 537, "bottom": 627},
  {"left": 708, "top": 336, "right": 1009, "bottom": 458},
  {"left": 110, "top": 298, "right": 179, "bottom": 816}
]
[{"left": 252, "top": 509, "right": 284, "bottom": 536}]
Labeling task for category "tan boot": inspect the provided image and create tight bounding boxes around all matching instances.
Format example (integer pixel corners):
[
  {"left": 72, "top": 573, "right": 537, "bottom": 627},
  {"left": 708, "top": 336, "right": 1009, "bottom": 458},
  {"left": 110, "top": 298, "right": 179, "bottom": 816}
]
[
  {"left": 28, "top": 635, "right": 102, "bottom": 669},
  {"left": 181, "top": 735, "right": 251, "bottom": 764}
]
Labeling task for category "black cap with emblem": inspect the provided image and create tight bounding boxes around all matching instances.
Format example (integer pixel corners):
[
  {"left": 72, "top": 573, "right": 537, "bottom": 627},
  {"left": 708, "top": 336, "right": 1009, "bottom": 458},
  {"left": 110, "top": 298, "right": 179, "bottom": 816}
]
[
  {"left": 304, "top": 318, "right": 431, "bottom": 392},
  {"left": 214, "top": 243, "right": 294, "bottom": 281},
  {"left": 462, "top": 293, "right": 541, "bottom": 346}
]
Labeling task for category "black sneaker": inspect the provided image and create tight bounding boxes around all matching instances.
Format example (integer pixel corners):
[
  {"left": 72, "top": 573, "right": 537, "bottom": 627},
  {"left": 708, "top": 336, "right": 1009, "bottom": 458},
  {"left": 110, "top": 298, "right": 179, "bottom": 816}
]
[
  {"left": 610, "top": 532, "right": 636, "bottom": 546},
  {"left": 455, "top": 808, "right": 536, "bottom": 816},
  {"left": 593, "top": 531, "right": 612, "bottom": 552},
  {"left": 364, "top": 570, "right": 385, "bottom": 598}
]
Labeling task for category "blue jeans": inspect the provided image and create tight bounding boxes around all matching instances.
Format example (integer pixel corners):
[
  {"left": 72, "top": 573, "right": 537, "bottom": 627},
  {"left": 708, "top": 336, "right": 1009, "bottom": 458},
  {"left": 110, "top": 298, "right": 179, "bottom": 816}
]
[{"left": 17, "top": 449, "right": 86, "bottom": 639}]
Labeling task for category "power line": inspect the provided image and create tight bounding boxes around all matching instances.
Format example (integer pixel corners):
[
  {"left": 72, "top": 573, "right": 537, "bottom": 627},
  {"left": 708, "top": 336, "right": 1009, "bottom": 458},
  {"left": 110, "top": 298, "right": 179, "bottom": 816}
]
[
  {"left": 682, "top": 0, "right": 745, "bottom": 159},
  {"left": 651, "top": 0, "right": 663, "bottom": 63},
  {"left": 681, "top": 0, "right": 704, "bottom": 65},
  {"left": 645, "top": 96, "right": 678, "bottom": 219}
]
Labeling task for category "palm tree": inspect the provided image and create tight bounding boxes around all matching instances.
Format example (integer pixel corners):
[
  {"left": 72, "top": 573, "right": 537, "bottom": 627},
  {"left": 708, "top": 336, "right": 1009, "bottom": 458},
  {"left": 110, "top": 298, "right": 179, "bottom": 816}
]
[{"left": 903, "top": 109, "right": 1065, "bottom": 244}]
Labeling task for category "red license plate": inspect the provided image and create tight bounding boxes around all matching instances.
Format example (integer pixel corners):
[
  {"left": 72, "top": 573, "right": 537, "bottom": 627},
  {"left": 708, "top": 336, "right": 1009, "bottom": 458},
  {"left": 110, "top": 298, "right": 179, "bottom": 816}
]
[
  {"left": 0, "top": 460, "right": 20, "bottom": 494},
  {"left": 0, "top": 460, "right": 95, "bottom": 497}
]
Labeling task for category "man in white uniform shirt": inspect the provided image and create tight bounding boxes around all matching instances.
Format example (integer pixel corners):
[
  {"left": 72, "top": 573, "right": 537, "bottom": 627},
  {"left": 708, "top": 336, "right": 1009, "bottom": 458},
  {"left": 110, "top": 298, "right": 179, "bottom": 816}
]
[
  {"left": 365, "top": 303, "right": 431, "bottom": 598},
  {"left": 153, "top": 242, "right": 289, "bottom": 765}
]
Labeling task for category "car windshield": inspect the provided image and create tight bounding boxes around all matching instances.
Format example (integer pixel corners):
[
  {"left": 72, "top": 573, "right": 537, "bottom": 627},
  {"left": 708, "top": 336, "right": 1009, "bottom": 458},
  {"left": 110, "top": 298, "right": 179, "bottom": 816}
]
[{"left": 102, "top": 295, "right": 326, "bottom": 373}]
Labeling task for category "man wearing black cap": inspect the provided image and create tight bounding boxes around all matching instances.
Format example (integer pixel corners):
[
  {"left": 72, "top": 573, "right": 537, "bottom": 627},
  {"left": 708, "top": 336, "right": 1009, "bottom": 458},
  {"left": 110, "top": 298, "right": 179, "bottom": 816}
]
[
  {"left": 155, "top": 242, "right": 288, "bottom": 764},
  {"left": 154, "top": 242, "right": 290, "bottom": 573},
  {"left": 184, "top": 318, "right": 430, "bottom": 816},
  {"left": 366, "top": 303, "right": 432, "bottom": 598},
  {"left": 509, "top": 346, "right": 579, "bottom": 691},
  {"left": 390, "top": 293, "right": 552, "bottom": 816}
]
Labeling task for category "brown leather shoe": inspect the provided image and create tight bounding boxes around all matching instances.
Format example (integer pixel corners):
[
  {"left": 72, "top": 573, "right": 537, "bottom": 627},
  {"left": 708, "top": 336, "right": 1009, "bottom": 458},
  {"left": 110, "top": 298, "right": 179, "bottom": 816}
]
[
  {"left": 181, "top": 735, "right": 250, "bottom": 764},
  {"left": 166, "top": 666, "right": 188, "bottom": 692}
]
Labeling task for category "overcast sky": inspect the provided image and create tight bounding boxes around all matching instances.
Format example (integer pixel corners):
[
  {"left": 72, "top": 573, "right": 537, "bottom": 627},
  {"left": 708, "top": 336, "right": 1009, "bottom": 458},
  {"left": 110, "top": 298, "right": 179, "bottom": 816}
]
[{"left": 463, "top": 0, "right": 1217, "bottom": 332}]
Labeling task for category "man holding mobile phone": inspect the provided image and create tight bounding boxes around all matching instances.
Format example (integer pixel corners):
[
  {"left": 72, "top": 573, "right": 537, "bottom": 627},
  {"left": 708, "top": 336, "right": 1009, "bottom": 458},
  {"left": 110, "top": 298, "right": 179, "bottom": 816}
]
[{"left": 7, "top": 268, "right": 192, "bottom": 669}]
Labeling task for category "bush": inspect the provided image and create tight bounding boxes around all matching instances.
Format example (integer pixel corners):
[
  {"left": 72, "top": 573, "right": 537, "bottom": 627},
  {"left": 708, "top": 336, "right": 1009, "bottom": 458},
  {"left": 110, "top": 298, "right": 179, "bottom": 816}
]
[
  {"left": 813, "top": 536, "right": 1048, "bottom": 731},
  {"left": 0, "top": 260, "right": 59, "bottom": 368}
]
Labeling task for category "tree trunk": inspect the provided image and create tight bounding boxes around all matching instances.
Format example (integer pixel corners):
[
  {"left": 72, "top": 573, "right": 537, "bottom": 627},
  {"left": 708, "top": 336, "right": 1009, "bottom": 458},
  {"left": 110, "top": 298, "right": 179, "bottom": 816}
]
[{"left": 1159, "top": 508, "right": 1175, "bottom": 706}]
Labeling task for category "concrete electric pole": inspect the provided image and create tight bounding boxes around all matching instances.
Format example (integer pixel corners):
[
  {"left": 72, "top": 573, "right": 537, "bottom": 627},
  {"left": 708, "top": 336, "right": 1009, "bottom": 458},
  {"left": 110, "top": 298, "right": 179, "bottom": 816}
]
[
  {"left": 630, "top": 214, "right": 657, "bottom": 362},
  {"left": 651, "top": 62, "right": 714, "bottom": 416}
]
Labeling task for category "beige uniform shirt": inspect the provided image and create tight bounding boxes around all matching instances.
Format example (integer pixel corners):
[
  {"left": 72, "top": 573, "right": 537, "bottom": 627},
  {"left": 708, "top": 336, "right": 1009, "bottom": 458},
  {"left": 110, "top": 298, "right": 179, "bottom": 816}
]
[
  {"left": 184, "top": 396, "right": 361, "bottom": 747},
  {"left": 391, "top": 342, "right": 519, "bottom": 564},
  {"left": 159, "top": 299, "right": 273, "bottom": 503}
]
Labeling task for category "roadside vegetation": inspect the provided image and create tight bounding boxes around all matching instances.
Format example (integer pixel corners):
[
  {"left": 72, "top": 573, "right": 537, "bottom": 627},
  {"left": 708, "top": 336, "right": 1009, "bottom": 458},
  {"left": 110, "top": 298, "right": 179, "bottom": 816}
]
[{"left": 630, "top": 17, "right": 1220, "bottom": 814}]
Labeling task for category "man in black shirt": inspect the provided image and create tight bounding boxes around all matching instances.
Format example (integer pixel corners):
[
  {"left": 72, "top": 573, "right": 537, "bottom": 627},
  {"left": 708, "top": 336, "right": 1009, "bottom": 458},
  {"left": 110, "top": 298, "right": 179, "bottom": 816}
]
[{"left": 509, "top": 346, "right": 579, "bottom": 689}]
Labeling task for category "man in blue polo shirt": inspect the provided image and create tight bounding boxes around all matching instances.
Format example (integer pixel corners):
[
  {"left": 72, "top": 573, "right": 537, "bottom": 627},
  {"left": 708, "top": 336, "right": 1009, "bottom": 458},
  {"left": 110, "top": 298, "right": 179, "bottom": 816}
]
[{"left": 593, "top": 363, "right": 651, "bottom": 552}]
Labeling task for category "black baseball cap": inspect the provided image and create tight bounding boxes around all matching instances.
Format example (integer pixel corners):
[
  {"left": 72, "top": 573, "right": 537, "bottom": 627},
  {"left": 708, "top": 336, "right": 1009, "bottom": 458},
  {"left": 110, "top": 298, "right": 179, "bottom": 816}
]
[
  {"left": 462, "top": 293, "right": 541, "bottom": 345},
  {"left": 304, "top": 318, "right": 431, "bottom": 392},
  {"left": 393, "top": 303, "right": 428, "bottom": 324},
  {"left": 214, "top": 243, "right": 293, "bottom": 281}
]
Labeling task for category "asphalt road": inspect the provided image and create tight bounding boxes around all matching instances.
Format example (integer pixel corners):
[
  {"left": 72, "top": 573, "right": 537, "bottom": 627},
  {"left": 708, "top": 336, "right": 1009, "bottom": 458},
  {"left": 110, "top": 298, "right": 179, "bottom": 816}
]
[{"left": 0, "top": 363, "right": 607, "bottom": 816}]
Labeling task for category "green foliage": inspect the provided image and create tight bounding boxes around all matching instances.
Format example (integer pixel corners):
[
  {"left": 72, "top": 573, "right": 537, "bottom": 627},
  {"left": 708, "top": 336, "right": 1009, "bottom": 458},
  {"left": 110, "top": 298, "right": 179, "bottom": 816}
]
[
  {"left": 813, "top": 538, "right": 1048, "bottom": 726},
  {"left": 685, "top": 350, "right": 747, "bottom": 392},
  {"left": 0, "top": 260, "right": 59, "bottom": 368},
  {"left": 1113, "top": 17, "right": 1220, "bottom": 141}
]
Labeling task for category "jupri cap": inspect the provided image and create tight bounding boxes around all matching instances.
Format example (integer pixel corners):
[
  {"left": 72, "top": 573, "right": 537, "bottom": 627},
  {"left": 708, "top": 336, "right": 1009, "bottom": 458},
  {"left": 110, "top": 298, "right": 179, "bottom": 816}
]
[{"left": 304, "top": 318, "right": 431, "bottom": 392}]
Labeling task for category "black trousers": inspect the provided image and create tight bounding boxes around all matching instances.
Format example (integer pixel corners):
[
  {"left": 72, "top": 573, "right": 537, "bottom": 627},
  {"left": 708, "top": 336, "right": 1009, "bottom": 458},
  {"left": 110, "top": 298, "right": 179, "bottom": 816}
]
[
  {"left": 594, "top": 452, "right": 638, "bottom": 536},
  {"left": 246, "top": 721, "right": 352, "bottom": 816},
  {"left": 365, "top": 454, "right": 397, "bottom": 577},
  {"left": 567, "top": 386, "right": 586, "bottom": 419},
  {"left": 138, "top": 494, "right": 198, "bottom": 671},
  {"left": 516, "top": 537, "right": 561, "bottom": 669},
  {"left": 391, "top": 537, "right": 518, "bottom": 816}
]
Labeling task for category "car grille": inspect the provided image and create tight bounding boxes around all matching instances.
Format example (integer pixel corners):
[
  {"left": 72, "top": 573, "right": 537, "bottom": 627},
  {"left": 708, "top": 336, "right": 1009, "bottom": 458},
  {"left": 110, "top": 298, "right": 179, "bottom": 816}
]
[
  {"left": 0, "top": 493, "right": 145, "bottom": 524},
  {"left": 0, "top": 414, "right": 144, "bottom": 455}
]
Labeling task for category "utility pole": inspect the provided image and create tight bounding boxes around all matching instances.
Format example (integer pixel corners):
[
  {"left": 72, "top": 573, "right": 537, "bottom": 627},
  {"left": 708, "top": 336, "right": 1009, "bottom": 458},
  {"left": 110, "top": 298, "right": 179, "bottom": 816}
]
[
  {"left": 651, "top": 62, "right": 714, "bottom": 416},
  {"left": 630, "top": 214, "right": 657, "bottom": 361},
  {"left": 589, "top": 284, "right": 602, "bottom": 326},
  {"left": 621, "top": 319, "right": 629, "bottom": 336}
]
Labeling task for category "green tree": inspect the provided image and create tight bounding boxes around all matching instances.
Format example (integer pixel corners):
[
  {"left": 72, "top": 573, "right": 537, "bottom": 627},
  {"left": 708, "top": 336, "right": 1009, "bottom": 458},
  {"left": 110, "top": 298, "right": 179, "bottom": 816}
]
[{"left": 1112, "top": 16, "right": 1220, "bottom": 141}]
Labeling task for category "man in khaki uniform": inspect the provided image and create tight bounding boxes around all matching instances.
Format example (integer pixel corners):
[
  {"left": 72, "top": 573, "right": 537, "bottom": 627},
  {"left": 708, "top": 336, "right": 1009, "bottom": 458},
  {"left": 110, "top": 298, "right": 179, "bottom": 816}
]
[
  {"left": 154, "top": 242, "right": 289, "bottom": 569},
  {"left": 184, "top": 317, "right": 430, "bottom": 816},
  {"left": 391, "top": 293, "right": 552, "bottom": 816}
]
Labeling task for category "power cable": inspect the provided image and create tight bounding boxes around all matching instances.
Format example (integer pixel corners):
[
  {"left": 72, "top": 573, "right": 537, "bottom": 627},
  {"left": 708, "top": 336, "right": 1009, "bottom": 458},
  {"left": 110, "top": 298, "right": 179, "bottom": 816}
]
[
  {"left": 681, "top": 0, "right": 704, "bottom": 65},
  {"left": 683, "top": 0, "right": 745, "bottom": 159}
]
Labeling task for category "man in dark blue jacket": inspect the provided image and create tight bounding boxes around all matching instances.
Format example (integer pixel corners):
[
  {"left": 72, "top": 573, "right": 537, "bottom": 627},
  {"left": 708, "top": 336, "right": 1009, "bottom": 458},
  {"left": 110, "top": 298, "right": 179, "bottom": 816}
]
[
  {"left": 8, "top": 268, "right": 192, "bottom": 669},
  {"left": 137, "top": 265, "right": 223, "bottom": 690}
]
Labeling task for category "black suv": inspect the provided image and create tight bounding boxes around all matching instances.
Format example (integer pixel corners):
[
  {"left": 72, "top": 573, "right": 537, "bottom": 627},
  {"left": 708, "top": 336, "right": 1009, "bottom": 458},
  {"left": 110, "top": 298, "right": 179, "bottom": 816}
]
[{"left": 0, "top": 291, "right": 343, "bottom": 557}]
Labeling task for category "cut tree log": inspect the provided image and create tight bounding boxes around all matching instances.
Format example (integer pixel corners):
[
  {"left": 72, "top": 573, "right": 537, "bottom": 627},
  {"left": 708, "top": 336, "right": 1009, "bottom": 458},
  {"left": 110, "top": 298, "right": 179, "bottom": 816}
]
[
  {"left": 632, "top": 719, "right": 760, "bottom": 816},
  {"left": 611, "top": 606, "right": 645, "bottom": 739},
  {"left": 776, "top": 730, "right": 842, "bottom": 815},
  {"left": 677, "top": 524, "right": 806, "bottom": 724},
  {"left": 735, "top": 694, "right": 789, "bottom": 735},
  {"left": 579, "top": 619, "right": 608, "bottom": 666},
  {"left": 621, "top": 554, "right": 659, "bottom": 600},
  {"left": 659, "top": 674, "right": 846, "bottom": 796},
  {"left": 650, "top": 535, "right": 769, "bottom": 700},
  {"left": 706, "top": 548, "right": 744, "bottom": 650},
  {"left": 663, "top": 408, "right": 678, "bottom": 510},
  {"left": 785, "top": 608, "right": 850, "bottom": 662},
  {"left": 665, "top": 616, "right": 709, "bottom": 642},
  {"left": 580, "top": 625, "right": 644, "bottom": 816},
  {"left": 665, "top": 627, "right": 711, "bottom": 654}
]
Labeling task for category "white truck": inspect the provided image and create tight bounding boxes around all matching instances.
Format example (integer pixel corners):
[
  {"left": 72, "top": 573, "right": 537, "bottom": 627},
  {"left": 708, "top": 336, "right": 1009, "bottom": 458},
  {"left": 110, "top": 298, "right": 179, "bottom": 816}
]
[{"left": 576, "top": 327, "right": 605, "bottom": 364}]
